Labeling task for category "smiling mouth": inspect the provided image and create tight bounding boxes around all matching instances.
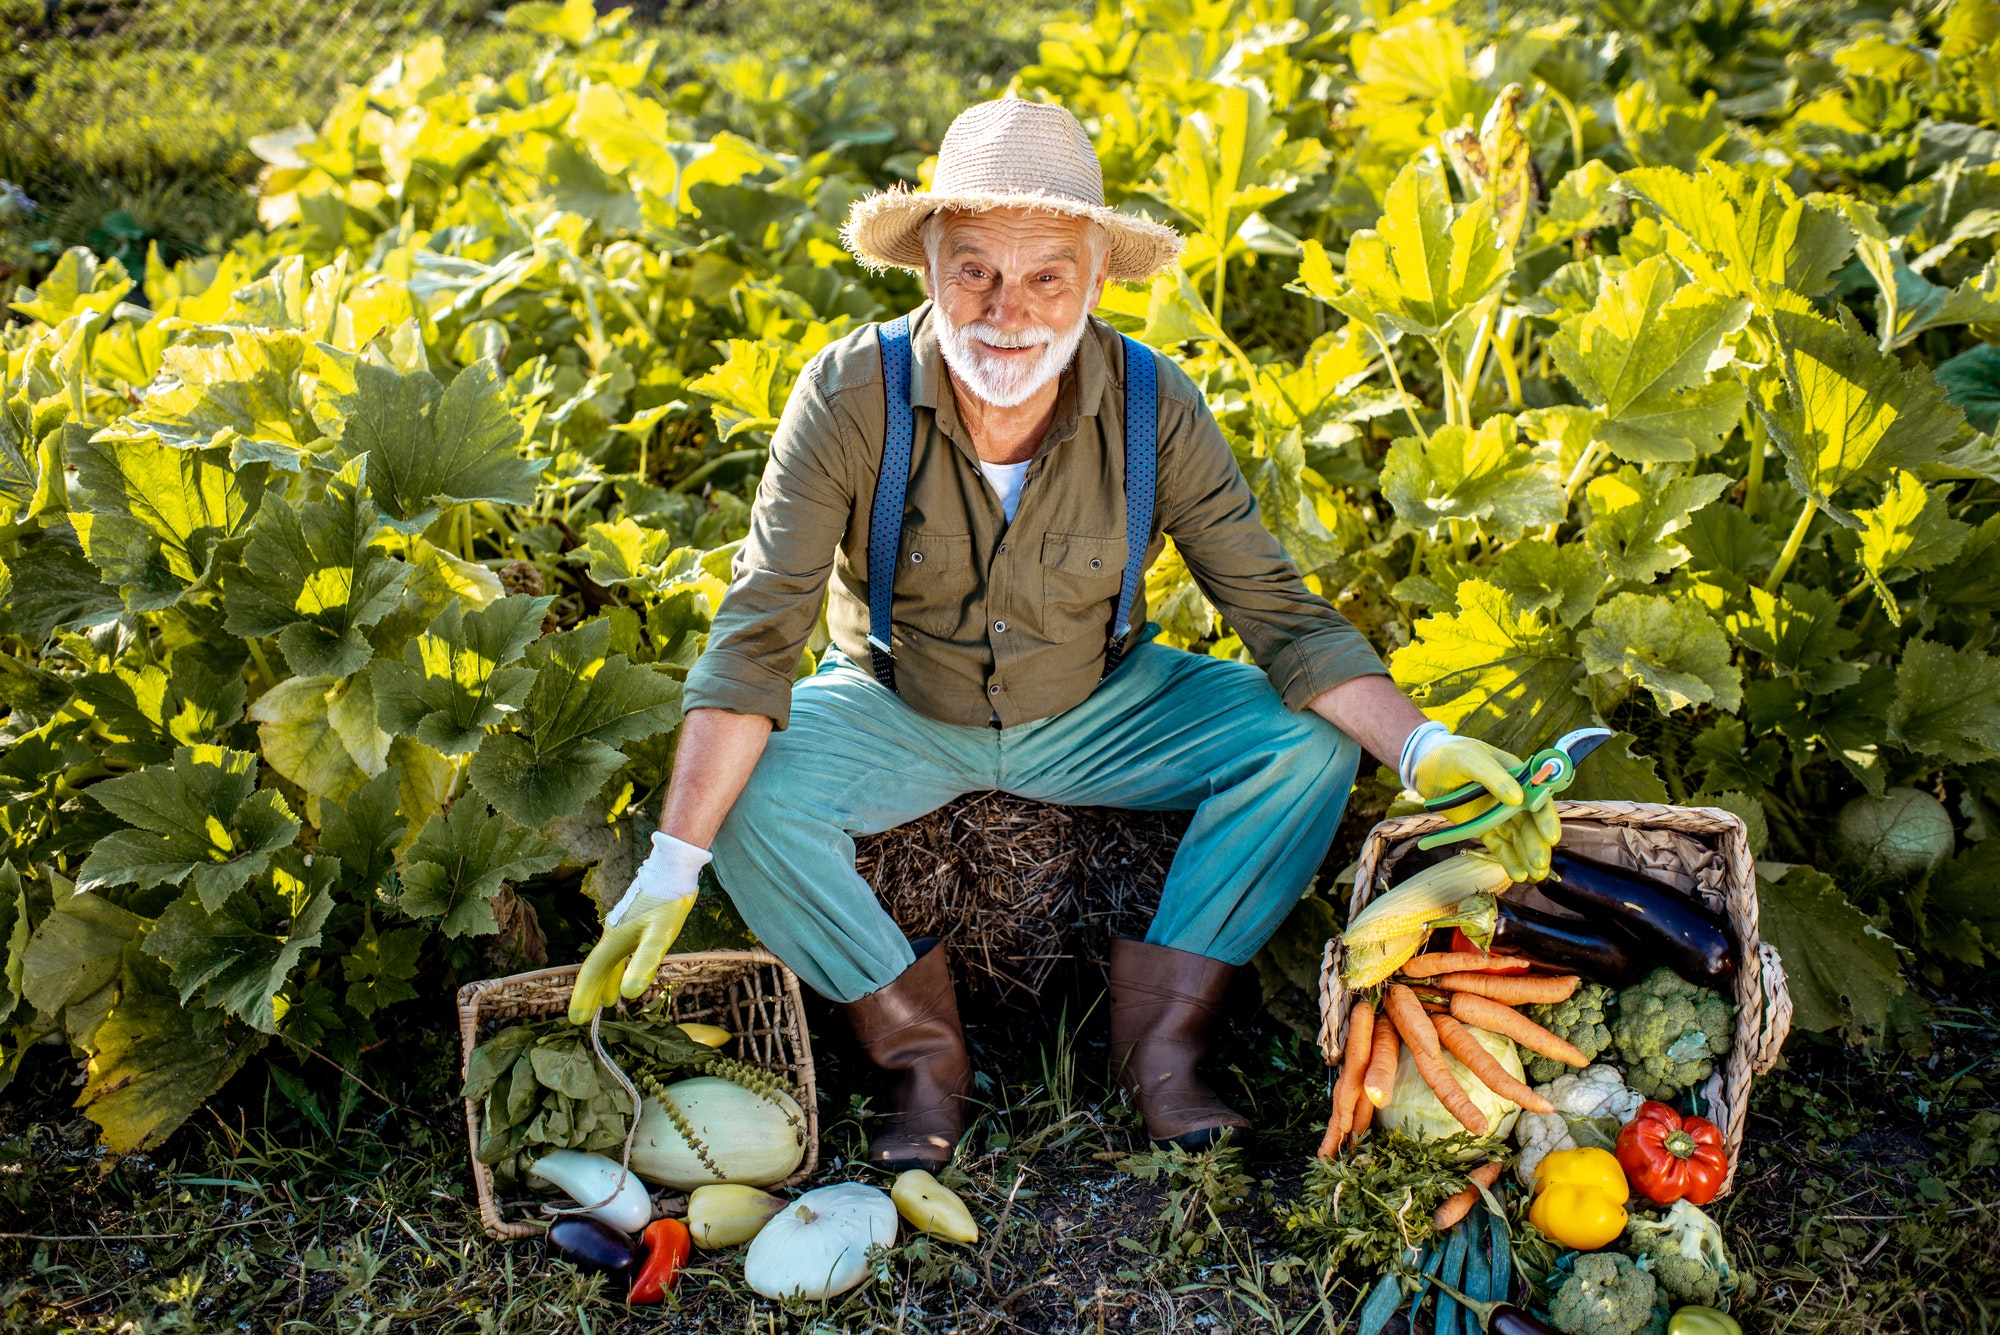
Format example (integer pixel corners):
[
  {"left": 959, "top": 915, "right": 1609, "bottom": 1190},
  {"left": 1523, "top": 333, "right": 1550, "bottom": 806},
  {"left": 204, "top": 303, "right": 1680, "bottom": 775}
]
[{"left": 976, "top": 340, "right": 1040, "bottom": 357}]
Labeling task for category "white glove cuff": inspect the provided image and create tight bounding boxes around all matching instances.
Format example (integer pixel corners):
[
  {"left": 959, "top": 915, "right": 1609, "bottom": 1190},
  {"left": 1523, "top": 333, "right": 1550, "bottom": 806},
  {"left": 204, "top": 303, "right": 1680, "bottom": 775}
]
[
  {"left": 1399, "top": 720, "right": 1452, "bottom": 793},
  {"left": 607, "top": 832, "right": 712, "bottom": 927}
]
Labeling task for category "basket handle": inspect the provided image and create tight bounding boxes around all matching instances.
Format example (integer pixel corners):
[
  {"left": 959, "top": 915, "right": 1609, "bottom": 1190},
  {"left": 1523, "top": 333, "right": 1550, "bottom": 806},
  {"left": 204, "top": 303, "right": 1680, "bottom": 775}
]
[{"left": 1749, "top": 942, "right": 1792, "bottom": 1076}]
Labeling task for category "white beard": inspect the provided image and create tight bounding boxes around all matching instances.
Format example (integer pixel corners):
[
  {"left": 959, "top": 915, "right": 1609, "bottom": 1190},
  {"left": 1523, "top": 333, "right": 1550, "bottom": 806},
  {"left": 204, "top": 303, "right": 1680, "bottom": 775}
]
[{"left": 933, "top": 304, "right": 1090, "bottom": 409}]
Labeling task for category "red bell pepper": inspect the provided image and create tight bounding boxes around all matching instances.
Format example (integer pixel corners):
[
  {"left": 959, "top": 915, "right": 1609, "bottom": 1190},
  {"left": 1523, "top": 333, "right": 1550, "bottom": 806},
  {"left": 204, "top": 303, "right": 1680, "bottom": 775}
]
[
  {"left": 1447, "top": 928, "right": 1533, "bottom": 972},
  {"left": 628, "top": 1217, "right": 691, "bottom": 1305},
  {"left": 1615, "top": 1100, "right": 1728, "bottom": 1205}
]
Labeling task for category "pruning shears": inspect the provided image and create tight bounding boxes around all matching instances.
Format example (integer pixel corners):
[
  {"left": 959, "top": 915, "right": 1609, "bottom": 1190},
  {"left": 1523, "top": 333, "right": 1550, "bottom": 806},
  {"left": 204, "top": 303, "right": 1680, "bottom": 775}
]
[{"left": 1415, "top": 726, "right": 1614, "bottom": 850}]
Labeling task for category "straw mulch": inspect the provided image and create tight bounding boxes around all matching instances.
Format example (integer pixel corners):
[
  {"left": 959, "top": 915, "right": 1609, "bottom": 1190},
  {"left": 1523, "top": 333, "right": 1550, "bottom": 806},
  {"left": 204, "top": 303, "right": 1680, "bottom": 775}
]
[{"left": 854, "top": 792, "right": 1191, "bottom": 1008}]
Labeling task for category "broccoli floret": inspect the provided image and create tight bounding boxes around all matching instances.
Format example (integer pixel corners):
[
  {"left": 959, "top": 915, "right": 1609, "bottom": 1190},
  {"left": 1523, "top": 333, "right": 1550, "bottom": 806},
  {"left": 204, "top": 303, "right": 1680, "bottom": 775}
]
[
  {"left": 1625, "top": 1200, "right": 1750, "bottom": 1309},
  {"left": 1549, "top": 1252, "right": 1659, "bottom": 1335},
  {"left": 1610, "top": 968, "right": 1735, "bottom": 1099},
  {"left": 1522, "top": 982, "right": 1615, "bottom": 1083}
]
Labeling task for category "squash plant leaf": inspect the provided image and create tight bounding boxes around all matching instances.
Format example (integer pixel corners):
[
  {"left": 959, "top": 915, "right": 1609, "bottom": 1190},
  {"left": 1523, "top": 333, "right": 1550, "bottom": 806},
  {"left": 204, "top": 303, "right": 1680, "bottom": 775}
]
[
  {"left": 1855, "top": 470, "right": 1971, "bottom": 612},
  {"left": 577, "top": 518, "right": 700, "bottom": 589},
  {"left": 1755, "top": 296, "right": 1964, "bottom": 522},
  {"left": 1547, "top": 255, "right": 1750, "bottom": 462},
  {"left": 371, "top": 593, "right": 553, "bottom": 755},
  {"left": 1318, "top": 159, "right": 1511, "bottom": 341},
  {"left": 20, "top": 886, "right": 145, "bottom": 1045},
  {"left": 247, "top": 675, "right": 385, "bottom": 805},
  {"left": 0, "top": 523, "right": 124, "bottom": 642},
  {"left": 1579, "top": 591, "right": 1742, "bottom": 713},
  {"left": 316, "top": 351, "right": 539, "bottom": 533},
  {"left": 1153, "top": 82, "right": 1326, "bottom": 272},
  {"left": 1489, "top": 538, "right": 1602, "bottom": 629},
  {"left": 1934, "top": 343, "right": 2000, "bottom": 433},
  {"left": 1724, "top": 583, "right": 1861, "bottom": 695},
  {"left": 1757, "top": 865, "right": 1908, "bottom": 1046},
  {"left": 77, "top": 955, "right": 261, "bottom": 1154},
  {"left": 70, "top": 433, "right": 270, "bottom": 612},
  {"left": 1887, "top": 638, "right": 2000, "bottom": 764},
  {"left": 224, "top": 457, "right": 408, "bottom": 678},
  {"left": 1581, "top": 464, "right": 1732, "bottom": 581},
  {"left": 73, "top": 656, "right": 246, "bottom": 766},
  {"left": 8, "top": 248, "right": 132, "bottom": 325},
  {"left": 318, "top": 768, "right": 407, "bottom": 894},
  {"left": 116, "top": 329, "right": 321, "bottom": 470},
  {"left": 1390, "top": 579, "right": 1596, "bottom": 758},
  {"left": 1381, "top": 413, "right": 1564, "bottom": 540},
  {"left": 75, "top": 745, "right": 300, "bottom": 910},
  {"left": 143, "top": 849, "right": 338, "bottom": 1033},
  {"left": 686, "top": 340, "right": 792, "bottom": 444},
  {"left": 395, "top": 801, "right": 564, "bottom": 938},
  {"left": 342, "top": 914, "right": 426, "bottom": 1016},
  {"left": 1618, "top": 164, "right": 1854, "bottom": 306},
  {"left": 468, "top": 618, "right": 682, "bottom": 827}
]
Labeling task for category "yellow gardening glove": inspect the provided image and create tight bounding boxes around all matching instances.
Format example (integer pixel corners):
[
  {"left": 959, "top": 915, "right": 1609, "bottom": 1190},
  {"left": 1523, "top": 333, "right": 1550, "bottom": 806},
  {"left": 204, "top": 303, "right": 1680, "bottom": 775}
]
[
  {"left": 1403, "top": 724, "right": 1563, "bottom": 882},
  {"left": 568, "top": 832, "right": 708, "bottom": 1025}
]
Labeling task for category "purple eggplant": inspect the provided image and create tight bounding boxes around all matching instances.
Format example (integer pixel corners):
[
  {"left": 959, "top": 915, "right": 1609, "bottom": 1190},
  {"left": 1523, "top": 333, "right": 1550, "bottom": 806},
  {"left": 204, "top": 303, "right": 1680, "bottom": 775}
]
[
  {"left": 1490, "top": 898, "right": 1648, "bottom": 988},
  {"left": 549, "top": 1216, "right": 635, "bottom": 1275},
  {"left": 1539, "top": 851, "right": 1737, "bottom": 988}
]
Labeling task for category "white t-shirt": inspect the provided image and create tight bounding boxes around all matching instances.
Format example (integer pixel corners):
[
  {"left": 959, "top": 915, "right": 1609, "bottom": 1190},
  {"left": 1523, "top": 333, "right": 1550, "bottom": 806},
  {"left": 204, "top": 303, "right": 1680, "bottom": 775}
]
[{"left": 979, "top": 459, "right": 1031, "bottom": 522}]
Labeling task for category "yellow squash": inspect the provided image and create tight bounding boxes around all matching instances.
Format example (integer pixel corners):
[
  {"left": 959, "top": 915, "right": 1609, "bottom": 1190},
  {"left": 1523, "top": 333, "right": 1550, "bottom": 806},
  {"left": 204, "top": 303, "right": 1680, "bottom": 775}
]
[
  {"left": 889, "top": 1169, "right": 978, "bottom": 1243},
  {"left": 687, "top": 1183, "right": 787, "bottom": 1248}
]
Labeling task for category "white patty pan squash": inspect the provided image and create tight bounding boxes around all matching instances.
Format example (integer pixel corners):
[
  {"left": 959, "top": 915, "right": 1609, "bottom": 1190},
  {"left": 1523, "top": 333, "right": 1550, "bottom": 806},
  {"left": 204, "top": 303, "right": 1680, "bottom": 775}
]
[
  {"left": 628, "top": 1076, "right": 807, "bottom": 1190},
  {"left": 1377, "top": 1023, "right": 1527, "bottom": 1146},
  {"left": 744, "top": 1182, "right": 899, "bottom": 1300}
]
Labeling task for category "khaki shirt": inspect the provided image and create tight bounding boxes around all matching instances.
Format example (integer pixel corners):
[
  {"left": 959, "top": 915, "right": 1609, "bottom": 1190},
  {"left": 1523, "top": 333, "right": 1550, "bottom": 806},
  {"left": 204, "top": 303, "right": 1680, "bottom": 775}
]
[{"left": 683, "top": 303, "right": 1388, "bottom": 730}]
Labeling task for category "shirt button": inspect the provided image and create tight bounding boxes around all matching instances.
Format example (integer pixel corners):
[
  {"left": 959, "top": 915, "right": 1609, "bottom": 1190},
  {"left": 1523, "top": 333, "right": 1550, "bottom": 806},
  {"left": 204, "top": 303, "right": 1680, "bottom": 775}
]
[
  {"left": 998, "top": 543, "right": 1008, "bottom": 554},
  {"left": 910, "top": 551, "right": 924, "bottom": 564},
  {"left": 994, "top": 620, "right": 1008, "bottom": 633},
  {"left": 1089, "top": 557, "right": 1102, "bottom": 570},
  {"left": 988, "top": 683, "right": 1001, "bottom": 695}
]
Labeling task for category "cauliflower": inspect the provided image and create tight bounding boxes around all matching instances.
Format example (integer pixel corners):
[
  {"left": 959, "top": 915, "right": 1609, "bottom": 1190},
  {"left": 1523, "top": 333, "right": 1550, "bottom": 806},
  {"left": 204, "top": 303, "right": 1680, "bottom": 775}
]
[
  {"left": 1521, "top": 982, "right": 1615, "bottom": 1083},
  {"left": 1625, "top": 1200, "right": 1750, "bottom": 1309},
  {"left": 1610, "top": 968, "right": 1734, "bottom": 1100},
  {"left": 1548, "top": 1252, "right": 1663, "bottom": 1335},
  {"left": 1513, "top": 1065, "right": 1645, "bottom": 1185}
]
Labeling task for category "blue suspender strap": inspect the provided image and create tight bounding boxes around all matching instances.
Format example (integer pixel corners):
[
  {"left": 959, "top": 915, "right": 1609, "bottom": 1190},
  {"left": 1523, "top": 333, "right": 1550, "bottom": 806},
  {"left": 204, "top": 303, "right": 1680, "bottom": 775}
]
[
  {"left": 866, "top": 314, "right": 915, "bottom": 691},
  {"left": 1103, "top": 335, "right": 1158, "bottom": 678}
]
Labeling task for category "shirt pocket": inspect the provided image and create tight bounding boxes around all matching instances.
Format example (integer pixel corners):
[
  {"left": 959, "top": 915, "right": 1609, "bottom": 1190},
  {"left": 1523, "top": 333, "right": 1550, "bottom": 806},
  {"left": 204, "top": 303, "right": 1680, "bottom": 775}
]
[
  {"left": 893, "top": 528, "right": 973, "bottom": 638},
  {"left": 1040, "top": 532, "right": 1128, "bottom": 635}
]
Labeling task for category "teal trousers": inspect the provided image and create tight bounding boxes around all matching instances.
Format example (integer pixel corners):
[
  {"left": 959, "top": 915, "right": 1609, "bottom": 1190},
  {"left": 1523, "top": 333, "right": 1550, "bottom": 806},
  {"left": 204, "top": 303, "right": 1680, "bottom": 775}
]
[{"left": 710, "top": 634, "right": 1362, "bottom": 1003}]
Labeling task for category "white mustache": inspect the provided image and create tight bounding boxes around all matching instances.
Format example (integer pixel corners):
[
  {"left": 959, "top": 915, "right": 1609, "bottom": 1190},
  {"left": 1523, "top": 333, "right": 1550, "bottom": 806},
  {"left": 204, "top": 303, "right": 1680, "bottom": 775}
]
[{"left": 962, "top": 322, "right": 1055, "bottom": 349}]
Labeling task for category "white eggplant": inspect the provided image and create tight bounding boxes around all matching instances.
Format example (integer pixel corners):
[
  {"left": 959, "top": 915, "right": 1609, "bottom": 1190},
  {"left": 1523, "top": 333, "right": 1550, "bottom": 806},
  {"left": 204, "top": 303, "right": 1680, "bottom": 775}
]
[
  {"left": 629, "top": 1075, "right": 806, "bottom": 1189},
  {"left": 527, "top": 1149, "right": 652, "bottom": 1234},
  {"left": 744, "top": 1182, "right": 897, "bottom": 1300}
]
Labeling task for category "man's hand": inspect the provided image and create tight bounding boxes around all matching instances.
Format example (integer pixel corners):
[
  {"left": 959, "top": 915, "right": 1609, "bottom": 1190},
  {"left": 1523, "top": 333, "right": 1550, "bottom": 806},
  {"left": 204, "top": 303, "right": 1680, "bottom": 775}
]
[
  {"left": 568, "top": 833, "right": 711, "bottom": 1024},
  {"left": 1403, "top": 724, "right": 1561, "bottom": 881}
]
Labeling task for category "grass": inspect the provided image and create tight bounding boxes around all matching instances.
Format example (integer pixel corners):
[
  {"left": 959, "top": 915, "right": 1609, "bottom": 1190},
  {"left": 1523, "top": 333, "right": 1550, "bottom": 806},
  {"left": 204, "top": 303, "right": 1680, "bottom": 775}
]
[
  {"left": 2, "top": 975, "right": 1995, "bottom": 1334},
  {"left": 0, "top": 0, "right": 1063, "bottom": 285}
]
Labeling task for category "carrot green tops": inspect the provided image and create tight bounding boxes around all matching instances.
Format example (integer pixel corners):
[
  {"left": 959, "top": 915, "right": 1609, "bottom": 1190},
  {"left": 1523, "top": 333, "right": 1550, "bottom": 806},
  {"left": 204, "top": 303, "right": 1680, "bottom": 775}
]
[{"left": 683, "top": 303, "right": 1387, "bottom": 730}]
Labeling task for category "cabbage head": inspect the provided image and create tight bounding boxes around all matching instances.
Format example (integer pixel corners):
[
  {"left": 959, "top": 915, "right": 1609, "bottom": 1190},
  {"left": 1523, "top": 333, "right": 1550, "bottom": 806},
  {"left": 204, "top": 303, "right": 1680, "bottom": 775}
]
[{"left": 1377, "top": 1023, "right": 1526, "bottom": 1146}]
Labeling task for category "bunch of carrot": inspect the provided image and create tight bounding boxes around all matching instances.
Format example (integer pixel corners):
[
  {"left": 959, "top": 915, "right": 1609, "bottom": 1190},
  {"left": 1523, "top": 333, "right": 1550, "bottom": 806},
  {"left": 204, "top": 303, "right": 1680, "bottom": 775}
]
[{"left": 1318, "top": 951, "right": 1589, "bottom": 1159}]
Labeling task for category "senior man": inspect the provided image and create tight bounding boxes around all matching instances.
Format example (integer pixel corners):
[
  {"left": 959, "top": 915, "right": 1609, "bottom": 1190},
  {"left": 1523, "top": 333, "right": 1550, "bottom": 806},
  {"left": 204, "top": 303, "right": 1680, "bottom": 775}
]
[{"left": 570, "top": 99, "right": 1558, "bottom": 1170}]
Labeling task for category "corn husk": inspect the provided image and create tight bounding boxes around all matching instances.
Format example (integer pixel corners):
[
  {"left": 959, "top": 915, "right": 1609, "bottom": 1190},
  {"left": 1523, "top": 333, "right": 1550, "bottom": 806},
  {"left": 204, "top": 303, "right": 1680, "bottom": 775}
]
[{"left": 1339, "top": 853, "right": 1511, "bottom": 988}]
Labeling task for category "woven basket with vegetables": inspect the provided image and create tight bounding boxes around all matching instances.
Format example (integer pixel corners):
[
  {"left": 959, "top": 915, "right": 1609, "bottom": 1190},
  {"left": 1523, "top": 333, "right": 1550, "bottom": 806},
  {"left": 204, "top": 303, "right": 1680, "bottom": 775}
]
[
  {"left": 1318, "top": 802, "right": 1790, "bottom": 1195},
  {"left": 1301, "top": 803, "right": 1791, "bottom": 1335},
  {"left": 456, "top": 949, "right": 817, "bottom": 1241}
]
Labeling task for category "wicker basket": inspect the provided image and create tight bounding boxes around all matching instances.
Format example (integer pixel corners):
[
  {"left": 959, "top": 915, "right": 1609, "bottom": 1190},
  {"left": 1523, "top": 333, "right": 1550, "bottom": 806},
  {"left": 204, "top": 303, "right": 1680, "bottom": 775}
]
[
  {"left": 456, "top": 949, "right": 819, "bottom": 1240},
  {"left": 1316, "top": 801, "right": 1792, "bottom": 1197}
]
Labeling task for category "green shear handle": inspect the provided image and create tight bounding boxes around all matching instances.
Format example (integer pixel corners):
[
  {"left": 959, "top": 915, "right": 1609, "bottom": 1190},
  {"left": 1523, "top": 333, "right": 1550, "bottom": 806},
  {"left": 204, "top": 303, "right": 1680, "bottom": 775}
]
[{"left": 1415, "top": 727, "right": 1613, "bottom": 851}]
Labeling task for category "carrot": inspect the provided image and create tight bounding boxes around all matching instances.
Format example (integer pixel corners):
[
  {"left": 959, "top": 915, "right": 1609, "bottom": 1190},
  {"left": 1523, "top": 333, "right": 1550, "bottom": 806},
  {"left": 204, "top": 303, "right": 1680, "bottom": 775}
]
[
  {"left": 1350, "top": 1080, "right": 1374, "bottom": 1142},
  {"left": 1319, "top": 1000, "right": 1375, "bottom": 1159},
  {"left": 1431, "top": 972, "right": 1580, "bottom": 1005},
  {"left": 1385, "top": 984, "right": 1439, "bottom": 1055},
  {"left": 1388, "top": 985, "right": 1487, "bottom": 1134},
  {"left": 1449, "top": 992, "right": 1589, "bottom": 1067},
  {"left": 1362, "top": 1011, "right": 1401, "bottom": 1107},
  {"left": 1400, "top": 951, "right": 1532, "bottom": 979},
  {"left": 1433, "top": 1013, "right": 1556, "bottom": 1113},
  {"left": 1432, "top": 1160, "right": 1507, "bottom": 1231}
]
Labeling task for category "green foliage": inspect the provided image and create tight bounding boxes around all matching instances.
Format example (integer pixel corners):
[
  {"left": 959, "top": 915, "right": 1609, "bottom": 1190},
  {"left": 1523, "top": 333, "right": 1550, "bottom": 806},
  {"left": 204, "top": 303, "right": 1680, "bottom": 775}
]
[{"left": 8, "top": 0, "right": 2000, "bottom": 1157}]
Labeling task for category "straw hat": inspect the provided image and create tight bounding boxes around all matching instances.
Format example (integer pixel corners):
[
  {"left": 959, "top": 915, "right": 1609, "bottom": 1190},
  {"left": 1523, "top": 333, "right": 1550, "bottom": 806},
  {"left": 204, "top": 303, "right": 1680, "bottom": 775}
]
[{"left": 841, "top": 98, "right": 1183, "bottom": 283}]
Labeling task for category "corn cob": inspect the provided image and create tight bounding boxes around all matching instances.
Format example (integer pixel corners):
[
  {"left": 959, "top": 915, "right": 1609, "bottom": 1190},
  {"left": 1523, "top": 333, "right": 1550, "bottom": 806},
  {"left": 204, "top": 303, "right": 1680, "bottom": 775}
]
[{"left": 1340, "top": 853, "right": 1511, "bottom": 988}]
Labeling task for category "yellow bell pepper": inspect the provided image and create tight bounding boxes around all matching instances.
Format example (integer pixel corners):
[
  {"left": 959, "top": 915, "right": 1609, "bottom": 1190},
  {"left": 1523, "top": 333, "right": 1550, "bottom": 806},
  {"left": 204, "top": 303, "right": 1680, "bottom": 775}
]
[{"left": 1528, "top": 1146, "right": 1629, "bottom": 1250}]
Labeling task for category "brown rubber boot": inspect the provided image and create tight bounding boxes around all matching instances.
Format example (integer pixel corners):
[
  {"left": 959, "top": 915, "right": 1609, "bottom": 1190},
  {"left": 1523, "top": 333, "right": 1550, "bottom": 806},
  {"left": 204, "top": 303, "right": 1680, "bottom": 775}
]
[
  {"left": 1108, "top": 938, "right": 1252, "bottom": 1150},
  {"left": 839, "top": 939, "right": 973, "bottom": 1171}
]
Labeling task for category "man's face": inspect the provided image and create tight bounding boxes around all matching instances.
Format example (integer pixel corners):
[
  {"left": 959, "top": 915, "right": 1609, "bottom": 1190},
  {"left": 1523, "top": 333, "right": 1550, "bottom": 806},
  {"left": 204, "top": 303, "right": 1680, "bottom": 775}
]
[{"left": 927, "top": 207, "right": 1108, "bottom": 409}]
